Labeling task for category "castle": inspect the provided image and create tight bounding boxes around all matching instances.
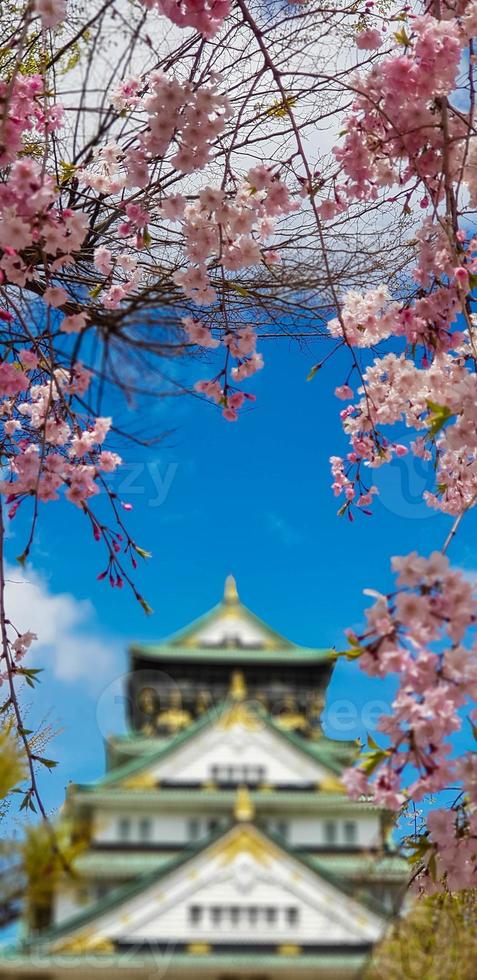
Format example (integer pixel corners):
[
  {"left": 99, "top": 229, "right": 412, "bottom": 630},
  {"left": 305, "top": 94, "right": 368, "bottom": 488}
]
[{"left": 0, "top": 576, "right": 407, "bottom": 978}]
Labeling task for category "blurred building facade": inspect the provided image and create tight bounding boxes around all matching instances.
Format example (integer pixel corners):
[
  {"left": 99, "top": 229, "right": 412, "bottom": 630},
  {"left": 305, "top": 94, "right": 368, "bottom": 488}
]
[{"left": 0, "top": 576, "right": 408, "bottom": 978}]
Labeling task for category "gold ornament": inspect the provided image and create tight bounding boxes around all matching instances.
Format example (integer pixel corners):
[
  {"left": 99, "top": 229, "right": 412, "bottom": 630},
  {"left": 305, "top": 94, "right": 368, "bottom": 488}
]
[
  {"left": 234, "top": 784, "right": 254, "bottom": 822},
  {"left": 229, "top": 669, "right": 247, "bottom": 701}
]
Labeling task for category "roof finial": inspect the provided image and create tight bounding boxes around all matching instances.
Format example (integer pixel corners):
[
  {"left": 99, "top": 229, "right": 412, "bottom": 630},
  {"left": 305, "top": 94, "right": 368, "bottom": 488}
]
[
  {"left": 224, "top": 574, "right": 239, "bottom": 604},
  {"left": 234, "top": 785, "right": 254, "bottom": 822},
  {"left": 229, "top": 669, "right": 247, "bottom": 702}
]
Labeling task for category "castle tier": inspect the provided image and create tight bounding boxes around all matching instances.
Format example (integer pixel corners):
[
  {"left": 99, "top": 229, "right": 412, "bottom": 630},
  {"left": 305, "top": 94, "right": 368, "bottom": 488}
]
[{"left": 0, "top": 577, "right": 408, "bottom": 979}]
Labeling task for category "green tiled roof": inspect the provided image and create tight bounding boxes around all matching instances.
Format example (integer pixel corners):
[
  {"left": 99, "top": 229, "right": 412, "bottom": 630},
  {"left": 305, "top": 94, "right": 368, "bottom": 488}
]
[
  {"left": 308, "top": 853, "right": 409, "bottom": 879},
  {"left": 151, "top": 590, "right": 298, "bottom": 649},
  {"left": 75, "top": 848, "right": 408, "bottom": 882},
  {"left": 85, "top": 701, "right": 357, "bottom": 793},
  {"left": 0, "top": 949, "right": 370, "bottom": 972},
  {"left": 71, "top": 786, "right": 385, "bottom": 812},
  {"left": 105, "top": 726, "right": 356, "bottom": 769},
  {"left": 130, "top": 642, "right": 333, "bottom": 663},
  {"left": 75, "top": 850, "right": 180, "bottom": 877}
]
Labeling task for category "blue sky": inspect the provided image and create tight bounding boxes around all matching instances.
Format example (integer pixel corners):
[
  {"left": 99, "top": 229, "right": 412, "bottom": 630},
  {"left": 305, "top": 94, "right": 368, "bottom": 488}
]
[{"left": 4, "top": 335, "right": 477, "bottom": 821}]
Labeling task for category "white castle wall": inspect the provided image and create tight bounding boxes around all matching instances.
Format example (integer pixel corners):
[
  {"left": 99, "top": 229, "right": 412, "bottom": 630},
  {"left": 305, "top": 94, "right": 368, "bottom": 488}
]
[{"left": 90, "top": 808, "right": 381, "bottom": 849}]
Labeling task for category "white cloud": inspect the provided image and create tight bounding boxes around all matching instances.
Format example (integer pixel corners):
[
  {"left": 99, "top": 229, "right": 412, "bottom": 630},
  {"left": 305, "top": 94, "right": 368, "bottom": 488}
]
[{"left": 4, "top": 564, "right": 120, "bottom": 688}]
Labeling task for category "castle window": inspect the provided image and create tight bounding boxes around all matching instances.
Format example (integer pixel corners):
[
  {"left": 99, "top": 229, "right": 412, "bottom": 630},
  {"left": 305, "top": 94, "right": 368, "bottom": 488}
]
[
  {"left": 343, "top": 820, "right": 357, "bottom": 845},
  {"left": 324, "top": 820, "right": 337, "bottom": 845},
  {"left": 189, "top": 905, "right": 295, "bottom": 928},
  {"left": 188, "top": 818, "right": 200, "bottom": 840},
  {"left": 275, "top": 820, "right": 288, "bottom": 839},
  {"left": 208, "top": 818, "right": 219, "bottom": 834},
  {"left": 230, "top": 906, "right": 240, "bottom": 925},
  {"left": 286, "top": 907, "right": 299, "bottom": 925},
  {"left": 210, "top": 764, "right": 266, "bottom": 785},
  {"left": 139, "top": 817, "right": 152, "bottom": 842},
  {"left": 118, "top": 817, "right": 131, "bottom": 841}
]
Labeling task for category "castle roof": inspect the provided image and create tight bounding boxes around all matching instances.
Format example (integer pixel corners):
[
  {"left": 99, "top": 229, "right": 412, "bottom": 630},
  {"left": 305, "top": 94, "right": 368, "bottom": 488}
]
[{"left": 130, "top": 575, "right": 333, "bottom": 665}]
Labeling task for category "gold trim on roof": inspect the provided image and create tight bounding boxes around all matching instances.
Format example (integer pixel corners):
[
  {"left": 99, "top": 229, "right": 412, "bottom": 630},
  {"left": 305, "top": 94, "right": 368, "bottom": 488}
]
[
  {"left": 54, "top": 932, "right": 114, "bottom": 954},
  {"left": 234, "top": 785, "right": 254, "bottom": 822},
  {"left": 202, "top": 779, "right": 217, "bottom": 790},
  {"left": 187, "top": 942, "right": 211, "bottom": 954},
  {"left": 121, "top": 771, "right": 157, "bottom": 789},
  {"left": 213, "top": 825, "right": 274, "bottom": 866},
  {"left": 218, "top": 702, "right": 259, "bottom": 731},
  {"left": 319, "top": 775, "right": 344, "bottom": 793},
  {"left": 278, "top": 944, "right": 301, "bottom": 956}
]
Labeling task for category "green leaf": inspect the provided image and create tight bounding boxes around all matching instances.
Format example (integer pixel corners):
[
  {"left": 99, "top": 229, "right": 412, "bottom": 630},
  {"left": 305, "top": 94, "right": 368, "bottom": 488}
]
[
  {"left": 360, "top": 748, "right": 389, "bottom": 775},
  {"left": 427, "top": 851, "right": 437, "bottom": 881},
  {"left": 134, "top": 544, "right": 152, "bottom": 560},
  {"left": 229, "top": 283, "right": 249, "bottom": 297},
  {"left": 16, "top": 668, "right": 43, "bottom": 689},
  {"left": 266, "top": 94, "right": 298, "bottom": 118},
  {"left": 367, "top": 733, "right": 381, "bottom": 750},
  {"left": 468, "top": 272, "right": 477, "bottom": 290},
  {"left": 58, "top": 160, "right": 77, "bottom": 185},
  {"left": 406, "top": 838, "right": 431, "bottom": 863},
  {"left": 306, "top": 363, "right": 321, "bottom": 382},
  {"left": 426, "top": 401, "right": 454, "bottom": 438},
  {"left": 394, "top": 26, "right": 410, "bottom": 45},
  {"left": 34, "top": 757, "right": 58, "bottom": 770},
  {"left": 344, "top": 647, "right": 363, "bottom": 660},
  {"left": 469, "top": 718, "right": 477, "bottom": 741},
  {"left": 89, "top": 284, "right": 102, "bottom": 300}
]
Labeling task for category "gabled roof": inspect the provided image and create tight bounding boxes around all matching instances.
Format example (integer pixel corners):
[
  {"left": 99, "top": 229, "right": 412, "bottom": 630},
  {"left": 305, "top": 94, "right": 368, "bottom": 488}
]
[
  {"left": 130, "top": 575, "right": 333, "bottom": 664},
  {"left": 75, "top": 700, "right": 357, "bottom": 794},
  {"left": 17, "top": 818, "right": 388, "bottom": 956}
]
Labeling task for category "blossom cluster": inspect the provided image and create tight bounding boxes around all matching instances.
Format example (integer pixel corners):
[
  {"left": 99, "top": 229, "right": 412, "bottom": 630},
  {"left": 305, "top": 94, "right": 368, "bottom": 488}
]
[
  {"left": 0, "top": 157, "right": 87, "bottom": 290},
  {"left": 186, "top": 317, "right": 264, "bottom": 421},
  {"left": 0, "top": 352, "right": 121, "bottom": 510},
  {"left": 343, "top": 552, "right": 477, "bottom": 891},
  {"left": 327, "top": 7, "right": 477, "bottom": 519},
  {"left": 168, "top": 166, "right": 295, "bottom": 305},
  {"left": 140, "top": 0, "right": 230, "bottom": 37},
  {"left": 33, "top": 0, "right": 228, "bottom": 37},
  {"left": 33, "top": 0, "right": 67, "bottom": 28},
  {"left": 326, "top": 4, "right": 477, "bottom": 891},
  {"left": 0, "top": 74, "right": 63, "bottom": 167},
  {"left": 333, "top": 11, "right": 471, "bottom": 204},
  {"left": 89, "top": 72, "right": 233, "bottom": 188}
]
